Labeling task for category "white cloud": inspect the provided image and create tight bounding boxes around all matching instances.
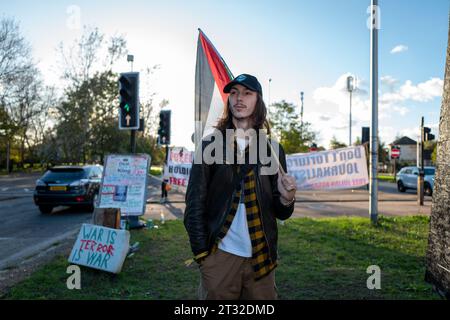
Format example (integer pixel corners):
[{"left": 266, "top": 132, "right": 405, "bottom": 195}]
[
  {"left": 311, "top": 74, "right": 442, "bottom": 148},
  {"left": 313, "top": 73, "right": 370, "bottom": 121},
  {"left": 390, "top": 45, "right": 408, "bottom": 54},
  {"left": 310, "top": 73, "right": 372, "bottom": 147},
  {"left": 380, "top": 78, "right": 443, "bottom": 104},
  {"left": 380, "top": 75, "right": 398, "bottom": 90},
  {"left": 392, "top": 106, "right": 410, "bottom": 116}
]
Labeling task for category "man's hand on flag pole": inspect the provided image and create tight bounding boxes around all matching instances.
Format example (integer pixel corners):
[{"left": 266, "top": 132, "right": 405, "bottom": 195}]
[{"left": 277, "top": 169, "right": 297, "bottom": 205}]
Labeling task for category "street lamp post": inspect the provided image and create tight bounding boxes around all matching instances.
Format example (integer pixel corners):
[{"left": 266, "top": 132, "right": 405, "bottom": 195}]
[
  {"left": 369, "top": 0, "right": 379, "bottom": 224},
  {"left": 300, "top": 91, "right": 304, "bottom": 140},
  {"left": 347, "top": 75, "right": 355, "bottom": 147},
  {"left": 127, "top": 54, "right": 134, "bottom": 72},
  {"left": 268, "top": 78, "right": 272, "bottom": 107}
]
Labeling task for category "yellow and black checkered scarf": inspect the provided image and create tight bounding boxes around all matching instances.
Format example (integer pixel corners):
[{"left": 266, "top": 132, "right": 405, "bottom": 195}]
[{"left": 213, "top": 166, "right": 277, "bottom": 280}]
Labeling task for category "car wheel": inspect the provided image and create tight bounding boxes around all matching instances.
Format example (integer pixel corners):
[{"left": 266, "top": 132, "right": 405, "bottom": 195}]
[
  {"left": 397, "top": 181, "right": 406, "bottom": 192},
  {"left": 424, "top": 183, "right": 433, "bottom": 197},
  {"left": 39, "top": 205, "right": 53, "bottom": 214}
]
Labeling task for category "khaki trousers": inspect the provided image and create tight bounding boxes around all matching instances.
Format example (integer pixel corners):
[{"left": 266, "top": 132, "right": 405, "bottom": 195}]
[{"left": 198, "top": 249, "right": 278, "bottom": 300}]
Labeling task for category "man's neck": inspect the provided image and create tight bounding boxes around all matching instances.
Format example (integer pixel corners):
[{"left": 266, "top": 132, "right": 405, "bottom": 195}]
[{"left": 232, "top": 117, "right": 252, "bottom": 131}]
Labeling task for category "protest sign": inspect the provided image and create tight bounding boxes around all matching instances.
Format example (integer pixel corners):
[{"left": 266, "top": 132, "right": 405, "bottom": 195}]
[
  {"left": 98, "top": 154, "right": 151, "bottom": 215},
  {"left": 286, "top": 146, "right": 368, "bottom": 190},
  {"left": 68, "top": 223, "right": 130, "bottom": 274},
  {"left": 167, "top": 147, "right": 193, "bottom": 187}
]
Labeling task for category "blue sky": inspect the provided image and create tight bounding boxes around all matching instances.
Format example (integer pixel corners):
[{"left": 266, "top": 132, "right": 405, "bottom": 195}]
[{"left": 2, "top": 0, "right": 449, "bottom": 150}]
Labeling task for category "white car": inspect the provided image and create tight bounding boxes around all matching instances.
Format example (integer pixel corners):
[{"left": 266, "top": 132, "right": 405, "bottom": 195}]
[{"left": 396, "top": 166, "right": 435, "bottom": 196}]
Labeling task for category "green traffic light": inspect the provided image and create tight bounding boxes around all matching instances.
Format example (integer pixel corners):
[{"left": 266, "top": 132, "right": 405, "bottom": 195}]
[{"left": 124, "top": 104, "right": 130, "bottom": 112}]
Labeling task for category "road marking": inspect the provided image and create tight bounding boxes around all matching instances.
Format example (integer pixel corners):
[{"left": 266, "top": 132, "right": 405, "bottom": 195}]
[{"left": 1, "top": 188, "right": 8, "bottom": 192}]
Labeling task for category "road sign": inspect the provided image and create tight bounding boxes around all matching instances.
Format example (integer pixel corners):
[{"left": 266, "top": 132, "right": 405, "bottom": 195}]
[{"left": 391, "top": 148, "right": 400, "bottom": 159}]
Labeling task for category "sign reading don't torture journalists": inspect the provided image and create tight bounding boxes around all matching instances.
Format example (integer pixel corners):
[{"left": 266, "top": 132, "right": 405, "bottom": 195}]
[{"left": 286, "top": 146, "right": 369, "bottom": 190}]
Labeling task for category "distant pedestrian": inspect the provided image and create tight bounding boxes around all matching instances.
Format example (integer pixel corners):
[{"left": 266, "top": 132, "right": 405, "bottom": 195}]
[{"left": 161, "top": 162, "right": 170, "bottom": 203}]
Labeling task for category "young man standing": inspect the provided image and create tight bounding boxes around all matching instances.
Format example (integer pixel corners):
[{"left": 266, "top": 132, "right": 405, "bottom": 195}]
[{"left": 184, "top": 74, "right": 296, "bottom": 300}]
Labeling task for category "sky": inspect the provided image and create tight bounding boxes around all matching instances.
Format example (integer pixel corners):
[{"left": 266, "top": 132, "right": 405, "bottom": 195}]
[{"left": 2, "top": 0, "right": 449, "bottom": 151}]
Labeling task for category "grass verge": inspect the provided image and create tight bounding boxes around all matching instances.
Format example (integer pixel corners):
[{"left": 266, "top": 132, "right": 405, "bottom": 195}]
[
  {"left": 378, "top": 175, "right": 396, "bottom": 183},
  {"left": 149, "top": 166, "right": 162, "bottom": 177},
  {"left": 2, "top": 216, "right": 439, "bottom": 300}
]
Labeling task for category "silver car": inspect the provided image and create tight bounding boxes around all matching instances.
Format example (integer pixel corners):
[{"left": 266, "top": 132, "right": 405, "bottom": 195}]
[{"left": 396, "top": 166, "right": 435, "bottom": 196}]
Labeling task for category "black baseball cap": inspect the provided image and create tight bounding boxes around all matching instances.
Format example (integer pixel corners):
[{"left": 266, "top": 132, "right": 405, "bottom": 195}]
[{"left": 223, "top": 74, "right": 263, "bottom": 95}]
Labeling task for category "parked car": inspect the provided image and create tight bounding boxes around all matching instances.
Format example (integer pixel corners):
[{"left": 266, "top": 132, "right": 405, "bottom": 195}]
[
  {"left": 396, "top": 166, "right": 435, "bottom": 196},
  {"left": 33, "top": 165, "right": 103, "bottom": 214}
]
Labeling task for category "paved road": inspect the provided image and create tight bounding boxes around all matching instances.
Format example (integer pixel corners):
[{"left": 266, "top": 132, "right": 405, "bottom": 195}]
[
  {"left": 0, "top": 173, "right": 432, "bottom": 270},
  {"left": 0, "top": 173, "right": 164, "bottom": 269},
  {"left": 0, "top": 197, "right": 92, "bottom": 269}
]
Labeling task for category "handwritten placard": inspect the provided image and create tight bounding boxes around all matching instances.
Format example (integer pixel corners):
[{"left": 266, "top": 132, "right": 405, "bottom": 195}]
[
  {"left": 98, "top": 154, "right": 151, "bottom": 215},
  {"left": 68, "top": 224, "right": 130, "bottom": 274},
  {"left": 167, "top": 147, "right": 193, "bottom": 187}
]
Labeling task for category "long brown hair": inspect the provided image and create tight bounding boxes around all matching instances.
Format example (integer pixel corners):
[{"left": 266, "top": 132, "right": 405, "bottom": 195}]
[{"left": 215, "top": 93, "right": 271, "bottom": 135}]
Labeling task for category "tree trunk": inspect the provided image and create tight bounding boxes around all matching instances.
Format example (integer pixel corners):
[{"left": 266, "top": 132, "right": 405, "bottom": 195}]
[
  {"left": 20, "top": 137, "right": 25, "bottom": 168},
  {"left": 425, "top": 14, "right": 450, "bottom": 299},
  {"left": 6, "top": 139, "right": 11, "bottom": 173}
]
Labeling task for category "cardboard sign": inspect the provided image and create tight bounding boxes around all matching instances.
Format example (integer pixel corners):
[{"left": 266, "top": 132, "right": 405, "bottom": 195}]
[
  {"left": 98, "top": 154, "right": 151, "bottom": 215},
  {"left": 167, "top": 147, "right": 193, "bottom": 187},
  {"left": 286, "top": 146, "right": 369, "bottom": 190},
  {"left": 68, "top": 224, "right": 130, "bottom": 274}
]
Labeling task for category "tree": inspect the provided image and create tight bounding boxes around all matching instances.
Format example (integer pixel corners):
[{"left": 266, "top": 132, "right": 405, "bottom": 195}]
[
  {"left": 424, "top": 140, "right": 438, "bottom": 164},
  {"left": 0, "top": 18, "right": 34, "bottom": 98},
  {"left": 425, "top": 15, "right": 450, "bottom": 298},
  {"left": 0, "top": 17, "right": 45, "bottom": 170},
  {"left": 269, "top": 100, "right": 317, "bottom": 154},
  {"left": 329, "top": 136, "right": 347, "bottom": 149},
  {"left": 378, "top": 140, "right": 389, "bottom": 164},
  {"left": 55, "top": 27, "right": 166, "bottom": 165},
  {"left": 57, "top": 27, "right": 128, "bottom": 163}
]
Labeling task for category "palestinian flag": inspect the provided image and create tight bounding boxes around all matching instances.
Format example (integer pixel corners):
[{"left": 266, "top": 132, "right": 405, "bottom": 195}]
[{"left": 195, "top": 29, "right": 233, "bottom": 138}]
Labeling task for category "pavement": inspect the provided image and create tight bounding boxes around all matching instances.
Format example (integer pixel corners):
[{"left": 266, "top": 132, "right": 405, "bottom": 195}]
[{"left": 142, "top": 175, "right": 432, "bottom": 222}]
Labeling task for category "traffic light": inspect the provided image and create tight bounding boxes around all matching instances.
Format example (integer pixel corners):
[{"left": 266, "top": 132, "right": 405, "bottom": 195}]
[
  {"left": 118, "top": 72, "right": 139, "bottom": 130},
  {"left": 423, "top": 127, "right": 435, "bottom": 141},
  {"left": 362, "top": 127, "right": 370, "bottom": 145},
  {"left": 158, "top": 110, "right": 171, "bottom": 145}
]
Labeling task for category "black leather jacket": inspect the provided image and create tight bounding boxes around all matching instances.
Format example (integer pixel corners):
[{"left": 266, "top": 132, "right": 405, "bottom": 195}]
[{"left": 184, "top": 132, "right": 294, "bottom": 263}]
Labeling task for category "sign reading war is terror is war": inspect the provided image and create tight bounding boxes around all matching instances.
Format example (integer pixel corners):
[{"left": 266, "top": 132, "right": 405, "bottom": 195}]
[
  {"left": 286, "top": 145, "right": 369, "bottom": 190},
  {"left": 98, "top": 154, "right": 151, "bottom": 215},
  {"left": 167, "top": 147, "right": 193, "bottom": 187},
  {"left": 68, "top": 224, "right": 130, "bottom": 274}
]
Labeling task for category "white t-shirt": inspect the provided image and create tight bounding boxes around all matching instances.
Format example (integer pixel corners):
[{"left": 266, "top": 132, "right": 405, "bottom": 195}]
[{"left": 218, "top": 137, "right": 253, "bottom": 258}]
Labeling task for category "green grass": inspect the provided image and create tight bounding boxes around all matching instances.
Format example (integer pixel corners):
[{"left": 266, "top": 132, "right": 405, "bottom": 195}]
[
  {"left": 149, "top": 166, "right": 162, "bottom": 176},
  {"left": 2, "top": 216, "right": 440, "bottom": 300},
  {"left": 378, "top": 175, "right": 396, "bottom": 183}
]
